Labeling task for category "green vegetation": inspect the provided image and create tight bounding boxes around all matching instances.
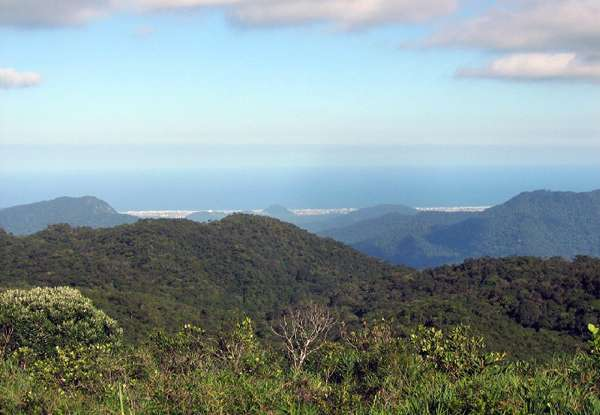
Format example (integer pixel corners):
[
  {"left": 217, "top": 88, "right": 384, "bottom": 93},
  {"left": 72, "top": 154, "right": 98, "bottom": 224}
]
[
  {"left": 0, "top": 215, "right": 405, "bottom": 343},
  {"left": 1, "top": 288, "right": 600, "bottom": 414},
  {"left": 322, "top": 189, "right": 600, "bottom": 268},
  {"left": 0, "top": 196, "right": 137, "bottom": 235},
  {"left": 1, "top": 215, "right": 599, "bottom": 360},
  {"left": 0, "top": 287, "right": 121, "bottom": 359}
]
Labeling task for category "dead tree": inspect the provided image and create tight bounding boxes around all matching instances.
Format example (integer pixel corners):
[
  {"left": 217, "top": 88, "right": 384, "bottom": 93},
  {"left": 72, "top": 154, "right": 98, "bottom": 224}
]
[
  {"left": 271, "top": 302, "right": 336, "bottom": 372},
  {"left": 0, "top": 326, "right": 13, "bottom": 359}
]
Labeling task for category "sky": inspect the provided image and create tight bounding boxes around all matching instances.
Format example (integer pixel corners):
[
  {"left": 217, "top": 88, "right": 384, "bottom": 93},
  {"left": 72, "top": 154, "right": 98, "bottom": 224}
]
[{"left": 1, "top": 0, "right": 600, "bottom": 172}]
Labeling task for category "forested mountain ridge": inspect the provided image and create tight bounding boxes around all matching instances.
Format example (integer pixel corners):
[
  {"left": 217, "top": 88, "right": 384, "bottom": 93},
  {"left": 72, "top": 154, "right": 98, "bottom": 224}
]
[
  {"left": 0, "top": 215, "right": 404, "bottom": 340},
  {"left": 6, "top": 189, "right": 598, "bottom": 269},
  {"left": 431, "top": 189, "right": 600, "bottom": 258},
  {"left": 1, "top": 214, "right": 599, "bottom": 358},
  {"left": 322, "top": 189, "right": 600, "bottom": 268},
  {"left": 0, "top": 196, "right": 137, "bottom": 235}
]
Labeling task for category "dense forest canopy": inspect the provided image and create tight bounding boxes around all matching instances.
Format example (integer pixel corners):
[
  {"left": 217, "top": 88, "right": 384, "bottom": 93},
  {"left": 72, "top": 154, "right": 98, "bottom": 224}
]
[{"left": 1, "top": 215, "right": 599, "bottom": 359}]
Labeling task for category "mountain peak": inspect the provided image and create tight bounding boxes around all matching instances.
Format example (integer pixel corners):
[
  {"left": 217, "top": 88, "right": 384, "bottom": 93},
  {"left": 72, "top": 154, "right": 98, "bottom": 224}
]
[
  {"left": 53, "top": 196, "right": 118, "bottom": 214},
  {"left": 491, "top": 188, "right": 600, "bottom": 213},
  {"left": 0, "top": 196, "right": 135, "bottom": 235}
]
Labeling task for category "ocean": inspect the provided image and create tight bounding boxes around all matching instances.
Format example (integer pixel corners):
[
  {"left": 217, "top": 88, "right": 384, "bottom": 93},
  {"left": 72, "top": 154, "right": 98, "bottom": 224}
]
[{"left": 2, "top": 166, "right": 600, "bottom": 210}]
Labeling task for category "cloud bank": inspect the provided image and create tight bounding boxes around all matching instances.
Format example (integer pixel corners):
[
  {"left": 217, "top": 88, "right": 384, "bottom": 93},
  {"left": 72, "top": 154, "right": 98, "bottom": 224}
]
[
  {"left": 0, "top": 0, "right": 112, "bottom": 28},
  {"left": 429, "top": 0, "right": 600, "bottom": 82},
  {"left": 226, "top": 0, "right": 457, "bottom": 28},
  {"left": 0, "top": 68, "right": 42, "bottom": 89},
  {"left": 430, "top": 0, "right": 600, "bottom": 53},
  {"left": 2, "top": 0, "right": 599, "bottom": 84},
  {"left": 0, "top": 0, "right": 457, "bottom": 29}
]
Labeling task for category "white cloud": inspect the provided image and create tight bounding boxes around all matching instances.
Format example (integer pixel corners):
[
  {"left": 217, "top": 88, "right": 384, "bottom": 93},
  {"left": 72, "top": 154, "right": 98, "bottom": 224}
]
[
  {"left": 0, "top": 0, "right": 112, "bottom": 28},
  {"left": 427, "top": 0, "right": 600, "bottom": 83},
  {"left": 227, "top": 0, "right": 458, "bottom": 28},
  {"left": 3, "top": 0, "right": 598, "bottom": 86},
  {"left": 457, "top": 53, "right": 600, "bottom": 81},
  {"left": 429, "top": 0, "right": 600, "bottom": 54},
  {"left": 134, "top": 0, "right": 239, "bottom": 8},
  {"left": 0, "top": 68, "right": 42, "bottom": 89},
  {"left": 0, "top": 0, "right": 457, "bottom": 29}
]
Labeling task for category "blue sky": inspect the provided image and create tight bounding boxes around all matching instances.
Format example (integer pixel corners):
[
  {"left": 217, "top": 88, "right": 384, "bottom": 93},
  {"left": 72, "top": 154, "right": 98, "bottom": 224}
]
[{"left": 1, "top": 0, "right": 600, "bottom": 171}]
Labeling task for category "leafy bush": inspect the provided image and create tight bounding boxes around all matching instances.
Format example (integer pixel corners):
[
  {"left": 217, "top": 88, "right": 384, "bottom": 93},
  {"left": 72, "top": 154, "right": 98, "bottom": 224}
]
[
  {"left": 588, "top": 323, "right": 600, "bottom": 362},
  {"left": 31, "top": 343, "right": 125, "bottom": 393},
  {"left": 307, "top": 319, "right": 408, "bottom": 411},
  {"left": 148, "top": 323, "right": 210, "bottom": 375},
  {"left": 410, "top": 325, "right": 505, "bottom": 378},
  {"left": 0, "top": 287, "right": 122, "bottom": 359},
  {"left": 216, "top": 317, "right": 266, "bottom": 375}
]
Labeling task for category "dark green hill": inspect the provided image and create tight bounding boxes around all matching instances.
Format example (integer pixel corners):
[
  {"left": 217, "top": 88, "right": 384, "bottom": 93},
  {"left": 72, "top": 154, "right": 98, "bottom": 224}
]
[
  {"left": 0, "top": 215, "right": 404, "bottom": 341},
  {"left": 323, "top": 190, "right": 600, "bottom": 268},
  {"left": 409, "top": 256, "right": 600, "bottom": 357},
  {"left": 430, "top": 190, "right": 600, "bottom": 259},
  {"left": 1, "top": 214, "right": 599, "bottom": 358},
  {"left": 0, "top": 196, "right": 137, "bottom": 235}
]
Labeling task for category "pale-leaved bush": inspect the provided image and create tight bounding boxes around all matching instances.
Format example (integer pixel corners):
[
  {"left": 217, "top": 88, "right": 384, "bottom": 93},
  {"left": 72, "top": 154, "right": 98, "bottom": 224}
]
[{"left": 0, "top": 286, "right": 122, "bottom": 359}]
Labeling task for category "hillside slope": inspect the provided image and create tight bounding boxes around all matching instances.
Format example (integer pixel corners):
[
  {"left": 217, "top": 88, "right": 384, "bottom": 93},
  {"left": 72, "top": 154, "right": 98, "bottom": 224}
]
[
  {"left": 0, "top": 215, "right": 403, "bottom": 339},
  {"left": 0, "top": 196, "right": 137, "bottom": 235},
  {"left": 323, "top": 190, "right": 600, "bottom": 268},
  {"left": 431, "top": 190, "right": 600, "bottom": 259},
  {"left": 321, "top": 211, "right": 474, "bottom": 267}
]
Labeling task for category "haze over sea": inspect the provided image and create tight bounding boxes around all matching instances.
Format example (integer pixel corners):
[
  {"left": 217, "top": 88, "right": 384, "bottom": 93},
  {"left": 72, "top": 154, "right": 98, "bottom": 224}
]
[{"left": 2, "top": 166, "right": 600, "bottom": 211}]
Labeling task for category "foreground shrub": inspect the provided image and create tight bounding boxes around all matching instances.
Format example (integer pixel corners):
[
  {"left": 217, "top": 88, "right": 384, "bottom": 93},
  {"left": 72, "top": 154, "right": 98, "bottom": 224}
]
[
  {"left": 2, "top": 293, "right": 600, "bottom": 414},
  {"left": 272, "top": 302, "right": 336, "bottom": 373},
  {"left": 589, "top": 323, "right": 600, "bottom": 361},
  {"left": 32, "top": 342, "right": 128, "bottom": 393},
  {"left": 216, "top": 317, "right": 267, "bottom": 375},
  {"left": 149, "top": 324, "right": 210, "bottom": 375},
  {"left": 306, "top": 319, "right": 409, "bottom": 412},
  {"left": 410, "top": 325, "right": 505, "bottom": 378},
  {"left": 0, "top": 286, "right": 122, "bottom": 359}
]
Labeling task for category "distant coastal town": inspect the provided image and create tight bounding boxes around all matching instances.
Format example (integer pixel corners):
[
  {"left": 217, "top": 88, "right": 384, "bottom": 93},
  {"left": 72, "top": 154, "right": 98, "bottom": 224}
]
[{"left": 123, "top": 206, "right": 491, "bottom": 219}]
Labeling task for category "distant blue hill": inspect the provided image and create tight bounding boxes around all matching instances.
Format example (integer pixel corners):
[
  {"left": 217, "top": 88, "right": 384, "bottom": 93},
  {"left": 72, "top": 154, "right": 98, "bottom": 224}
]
[
  {"left": 321, "top": 190, "right": 600, "bottom": 268},
  {"left": 0, "top": 196, "right": 137, "bottom": 235},
  {"left": 258, "top": 203, "right": 417, "bottom": 233}
]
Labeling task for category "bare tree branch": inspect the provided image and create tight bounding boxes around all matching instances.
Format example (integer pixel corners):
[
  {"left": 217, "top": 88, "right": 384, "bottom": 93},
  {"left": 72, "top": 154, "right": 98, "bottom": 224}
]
[
  {"left": 0, "top": 326, "right": 13, "bottom": 359},
  {"left": 271, "top": 302, "right": 336, "bottom": 372}
]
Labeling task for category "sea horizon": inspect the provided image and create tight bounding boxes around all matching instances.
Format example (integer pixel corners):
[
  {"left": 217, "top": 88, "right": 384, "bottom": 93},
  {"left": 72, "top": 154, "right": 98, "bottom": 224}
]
[{"left": 2, "top": 165, "right": 600, "bottom": 211}]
